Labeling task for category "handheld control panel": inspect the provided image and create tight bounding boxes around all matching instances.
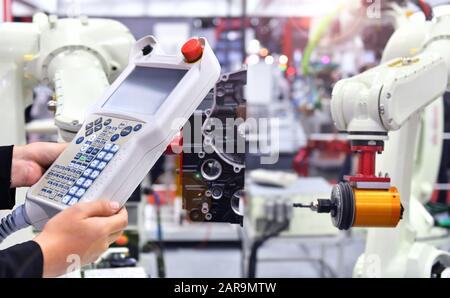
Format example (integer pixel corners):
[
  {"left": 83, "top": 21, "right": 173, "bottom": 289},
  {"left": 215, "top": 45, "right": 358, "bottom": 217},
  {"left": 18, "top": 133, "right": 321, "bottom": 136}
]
[{"left": 26, "top": 36, "right": 221, "bottom": 229}]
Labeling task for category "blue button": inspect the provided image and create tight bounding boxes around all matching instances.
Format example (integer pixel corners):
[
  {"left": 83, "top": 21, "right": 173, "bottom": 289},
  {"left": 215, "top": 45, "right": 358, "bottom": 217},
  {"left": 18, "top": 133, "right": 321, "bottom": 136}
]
[
  {"left": 82, "top": 179, "right": 93, "bottom": 188},
  {"left": 134, "top": 124, "right": 142, "bottom": 131},
  {"left": 82, "top": 168, "right": 93, "bottom": 177},
  {"left": 76, "top": 136, "right": 84, "bottom": 144},
  {"left": 110, "top": 144, "right": 120, "bottom": 153},
  {"left": 86, "top": 147, "right": 94, "bottom": 154},
  {"left": 103, "top": 153, "right": 114, "bottom": 162},
  {"left": 90, "top": 170, "right": 100, "bottom": 179},
  {"left": 97, "top": 151, "right": 107, "bottom": 159},
  {"left": 74, "top": 153, "right": 82, "bottom": 159},
  {"left": 90, "top": 160, "right": 100, "bottom": 168},
  {"left": 75, "top": 188, "right": 86, "bottom": 198},
  {"left": 120, "top": 126, "right": 133, "bottom": 137},
  {"left": 97, "top": 161, "right": 107, "bottom": 170},
  {"left": 92, "top": 148, "right": 100, "bottom": 155},
  {"left": 68, "top": 197, "right": 78, "bottom": 206},
  {"left": 75, "top": 177, "right": 86, "bottom": 186},
  {"left": 111, "top": 134, "right": 120, "bottom": 142},
  {"left": 62, "top": 195, "right": 72, "bottom": 204},
  {"left": 86, "top": 155, "right": 94, "bottom": 162},
  {"left": 69, "top": 186, "right": 79, "bottom": 195}
]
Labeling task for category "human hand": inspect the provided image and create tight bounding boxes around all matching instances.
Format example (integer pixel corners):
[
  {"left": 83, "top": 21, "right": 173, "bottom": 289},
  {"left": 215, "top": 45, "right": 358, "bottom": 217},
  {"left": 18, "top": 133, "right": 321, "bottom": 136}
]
[
  {"left": 33, "top": 200, "right": 128, "bottom": 277},
  {"left": 11, "top": 142, "right": 67, "bottom": 188}
]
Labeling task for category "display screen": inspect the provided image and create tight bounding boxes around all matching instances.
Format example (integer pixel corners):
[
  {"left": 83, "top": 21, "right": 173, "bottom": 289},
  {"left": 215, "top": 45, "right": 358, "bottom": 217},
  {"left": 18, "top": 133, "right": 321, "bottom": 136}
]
[{"left": 103, "top": 66, "right": 188, "bottom": 115}]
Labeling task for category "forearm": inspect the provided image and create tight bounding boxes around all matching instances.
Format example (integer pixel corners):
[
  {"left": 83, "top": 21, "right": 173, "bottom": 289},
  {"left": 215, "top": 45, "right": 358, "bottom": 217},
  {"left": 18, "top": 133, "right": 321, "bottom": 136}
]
[
  {"left": 0, "top": 146, "right": 16, "bottom": 210},
  {"left": 0, "top": 241, "right": 43, "bottom": 278}
]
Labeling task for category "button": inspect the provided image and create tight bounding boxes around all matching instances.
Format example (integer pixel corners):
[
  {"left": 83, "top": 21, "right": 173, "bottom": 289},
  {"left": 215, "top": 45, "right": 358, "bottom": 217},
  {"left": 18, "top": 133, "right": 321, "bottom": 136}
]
[
  {"left": 69, "top": 186, "right": 79, "bottom": 195},
  {"left": 82, "top": 179, "right": 93, "bottom": 188},
  {"left": 103, "top": 153, "right": 114, "bottom": 162},
  {"left": 104, "top": 119, "right": 112, "bottom": 126},
  {"left": 92, "top": 148, "right": 100, "bottom": 155},
  {"left": 120, "top": 126, "right": 133, "bottom": 137},
  {"left": 79, "top": 155, "right": 87, "bottom": 162},
  {"left": 86, "top": 147, "right": 94, "bottom": 154},
  {"left": 97, "top": 151, "right": 107, "bottom": 159},
  {"left": 76, "top": 136, "right": 84, "bottom": 144},
  {"left": 88, "top": 134, "right": 96, "bottom": 142},
  {"left": 86, "top": 155, "right": 94, "bottom": 162},
  {"left": 80, "top": 145, "right": 89, "bottom": 152},
  {"left": 95, "top": 117, "right": 103, "bottom": 125},
  {"left": 133, "top": 124, "right": 142, "bottom": 131},
  {"left": 62, "top": 195, "right": 72, "bottom": 204},
  {"left": 86, "top": 122, "right": 94, "bottom": 130},
  {"left": 111, "top": 134, "right": 120, "bottom": 142},
  {"left": 94, "top": 124, "right": 102, "bottom": 132},
  {"left": 74, "top": 153, "right": 82, "bottom": 160},
  {"left": 110, "top": 144, "right": 120, "bottom": 153},
  {"left": 89, "top": 170, "right": 100, "bottom": 179},
  {"left": 104, "top": 143, "right": 113, "bottom": 151},
  {"left": 82, "top": 168, "right": 93, "bottom": 177},
  {"left": 75, "top": 177, "right": 86, "bottom": 186},
  {"left": 75, "top": 188, "right": 86, "bottom": 198},
  {"left": 85, "top": 128, "right": 94, "bottom": 137},
  {"left": 97, "top": 161, "right": 107, "bottom": 170},
  {"left": 90, "top": 159, "right": 100, "bottom": 168},
  {"left": 68, "top": 197, "right": 78, "bottom": 206},
  {"left": 181, "top": 38, "right": 203, "bottom": 63}
]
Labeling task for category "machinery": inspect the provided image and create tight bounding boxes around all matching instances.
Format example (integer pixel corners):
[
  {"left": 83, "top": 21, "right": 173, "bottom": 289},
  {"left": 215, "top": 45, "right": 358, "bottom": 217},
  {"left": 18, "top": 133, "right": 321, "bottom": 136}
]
[
  {"left": 0, "top": 36, "right": 221, "bottom": 240},
  {"left": 182, "top": 69, "right": 246, "bottom": 225},
  {"left": 295, "top": 12, "right": 450, "bottom": 277},
  {"left": 0, "top": 13, "right": 135, "bottom": 144}
]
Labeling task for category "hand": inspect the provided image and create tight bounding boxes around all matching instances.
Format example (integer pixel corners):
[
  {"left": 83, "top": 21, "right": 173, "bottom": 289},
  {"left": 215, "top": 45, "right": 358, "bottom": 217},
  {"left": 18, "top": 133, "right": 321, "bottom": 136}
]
[
  {"left": 33, "top": 200, "right": 128, "bottom": 277},
  {"left": 11, "top": 142, "right": 67, "bottom": 188}
]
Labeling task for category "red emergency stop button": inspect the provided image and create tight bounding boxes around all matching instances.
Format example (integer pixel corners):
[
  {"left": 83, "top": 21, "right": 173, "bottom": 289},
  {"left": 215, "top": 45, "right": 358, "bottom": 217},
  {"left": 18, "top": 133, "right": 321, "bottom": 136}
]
[{"left": 182, "top": 38, "right": 203, "bottom": 63}]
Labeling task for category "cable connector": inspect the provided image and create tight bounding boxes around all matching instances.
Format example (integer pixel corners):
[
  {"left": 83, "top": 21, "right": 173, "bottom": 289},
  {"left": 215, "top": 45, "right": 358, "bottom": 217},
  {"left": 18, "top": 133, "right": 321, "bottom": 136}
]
[{"left": 0, "top": 204, "right": 32, "bottom": 244}]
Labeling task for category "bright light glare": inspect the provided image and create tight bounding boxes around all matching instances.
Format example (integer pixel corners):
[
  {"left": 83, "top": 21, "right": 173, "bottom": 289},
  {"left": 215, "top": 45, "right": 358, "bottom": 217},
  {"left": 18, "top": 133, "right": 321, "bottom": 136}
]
[
  {"left": 279, "top": 54, "right": 288, "bottom": 65},
  {"left": 248, "top": 39, "right": 260, "bottom": 54},
  {"left": 265, "top": 55, "right": 274, "bottom": 65},
  {"left": 247, "top": 54, "right": 260, "bottom": 65}
]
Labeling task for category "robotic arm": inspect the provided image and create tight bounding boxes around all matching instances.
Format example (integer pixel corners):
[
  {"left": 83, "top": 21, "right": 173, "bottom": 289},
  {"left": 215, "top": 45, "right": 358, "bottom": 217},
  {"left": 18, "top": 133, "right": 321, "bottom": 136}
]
[
  {"left": 0, "top": 13, "right": 135, "bottom": 144},
  {"left": 295, "top": 14, "right": 450, "bottom": 231}
]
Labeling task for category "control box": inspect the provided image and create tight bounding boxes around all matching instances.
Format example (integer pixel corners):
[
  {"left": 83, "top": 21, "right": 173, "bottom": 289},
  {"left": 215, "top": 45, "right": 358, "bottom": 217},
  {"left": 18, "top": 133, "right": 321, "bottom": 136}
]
[{"left": 26, "top": 36, "right": 221, "bottom": 229}]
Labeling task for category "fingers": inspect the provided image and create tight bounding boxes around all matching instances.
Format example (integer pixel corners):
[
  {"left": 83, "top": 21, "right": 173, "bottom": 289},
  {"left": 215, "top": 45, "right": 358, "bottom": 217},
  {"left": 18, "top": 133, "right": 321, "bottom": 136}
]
[
  {"left": 93, "top": 208, "right": 128, "bottom": 234},
  {"left": 107, "top": 231, "right": 123, "bottom": 245},
  {"left": 75, "top": 200, "right": 121, "bottom": 218},
  {"left": 28, "top": 142, "right": 68, "bottom": 167},
  {"left": 10, "top": 159, "right": 43, "bottom": 187}
]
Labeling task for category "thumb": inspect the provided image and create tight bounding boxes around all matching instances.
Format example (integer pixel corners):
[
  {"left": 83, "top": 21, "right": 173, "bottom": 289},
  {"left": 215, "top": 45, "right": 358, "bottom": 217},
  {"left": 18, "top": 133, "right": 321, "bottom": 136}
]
[{"left": 76, "top": 200, "right": 121, "bottom": 218}]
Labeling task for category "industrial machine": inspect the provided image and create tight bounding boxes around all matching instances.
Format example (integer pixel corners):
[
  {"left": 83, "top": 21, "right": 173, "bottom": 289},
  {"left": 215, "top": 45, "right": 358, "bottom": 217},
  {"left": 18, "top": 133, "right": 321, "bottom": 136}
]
[
  {"left": 182, "top": 69, "right": 246, "bottom": 225},
  {"left": 0, "top": 35, "right": 221, "bottom": 240},
  {"left": 295, "top": 12, "right": 450, "bottom": 277},
  {"left": 0, "top": 13, "right": 135, "bottom": 145}
]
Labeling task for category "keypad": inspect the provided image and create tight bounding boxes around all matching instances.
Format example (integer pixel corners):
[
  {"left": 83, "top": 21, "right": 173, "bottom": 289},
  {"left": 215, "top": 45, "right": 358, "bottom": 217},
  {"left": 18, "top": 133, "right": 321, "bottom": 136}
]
[{"left": 37, "top": 115, "right": 141, "bottom": 206}]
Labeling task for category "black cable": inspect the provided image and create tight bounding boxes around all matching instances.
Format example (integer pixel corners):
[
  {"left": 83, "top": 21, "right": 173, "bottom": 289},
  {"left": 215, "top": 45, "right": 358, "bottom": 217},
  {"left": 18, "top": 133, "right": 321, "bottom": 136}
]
[{"left": 247, "top": 220, "right": 289, "bottom": 278}]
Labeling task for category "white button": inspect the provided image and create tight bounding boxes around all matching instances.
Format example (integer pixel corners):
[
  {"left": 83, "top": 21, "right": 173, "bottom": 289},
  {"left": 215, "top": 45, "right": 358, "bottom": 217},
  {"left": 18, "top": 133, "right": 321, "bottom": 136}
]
[
  {"left": 82, "top": 168, "right": 93, "bottom": 177},
  {"left": 104, "top": 143, "right": 113, "bottom": 151},
  {"left": 90, "top": 170, "right": 100, "bottom": 179},
  {"left": 82, "top": 179, "right": 93, "bottom": 188},
  {"left": 90, "top": 160, "right": 100, "bottom": 168},
  {"left": 62, "top": 195, "right": 72, "bottom": 204},
  {"left": 75, "top": 188, "right": 86, "bottom": 197},
  {"left": 110, "top": 144, "right": 120, "bottom": 153},
  {"left": 68, "top": 197, "right": 78, "bottom": 206},
  {"left": 80, "top": 145, "right": 89, "bottom": 152},
  {"left": 97, "top": 161, "right": 107, "bottom": 170},
  {"left": 97, "top": 151, "right": 106, "bottom": 159},
  {"left": 103, "top": 153, "right": 114, "bottom": 162},
  {"left": 75, "top": 177, "right": 86, "bottom": 186},
  {"left": 69, "top": 186, "right": 79, "bottom": 195},
  {"left": 88, "top": 134, "right": 96, "bottom": 141}
]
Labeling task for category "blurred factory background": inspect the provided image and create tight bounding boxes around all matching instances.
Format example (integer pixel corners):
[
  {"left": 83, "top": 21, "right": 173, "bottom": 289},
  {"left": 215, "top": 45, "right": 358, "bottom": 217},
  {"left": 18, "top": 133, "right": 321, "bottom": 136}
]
[{"left": 1, "top": 0, "right": 450, "bottom": 278}]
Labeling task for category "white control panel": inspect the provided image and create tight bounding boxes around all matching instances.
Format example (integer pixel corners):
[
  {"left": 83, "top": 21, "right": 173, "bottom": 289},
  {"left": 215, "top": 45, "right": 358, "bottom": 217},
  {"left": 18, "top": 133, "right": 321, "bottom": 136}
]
[{"left": 25, "top": 36, "right": 221, "bottom": 228}]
